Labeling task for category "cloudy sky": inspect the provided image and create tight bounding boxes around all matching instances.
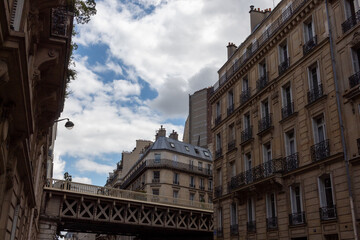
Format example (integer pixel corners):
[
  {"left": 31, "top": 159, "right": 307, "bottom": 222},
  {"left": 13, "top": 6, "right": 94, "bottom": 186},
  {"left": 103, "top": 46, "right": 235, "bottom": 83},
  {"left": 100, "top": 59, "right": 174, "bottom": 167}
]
[{"left": 53, "top": 0, "right": 281, "bottom": 186}]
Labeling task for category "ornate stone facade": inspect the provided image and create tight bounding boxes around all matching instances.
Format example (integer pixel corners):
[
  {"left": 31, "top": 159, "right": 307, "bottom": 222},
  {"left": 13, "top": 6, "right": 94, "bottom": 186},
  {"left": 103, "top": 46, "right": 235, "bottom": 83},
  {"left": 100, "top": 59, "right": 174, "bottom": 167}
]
[
  {"left": 0, "top": 0, "right": 73, "bottom": 239},
  {"left": 210, "top": 0, "right": 360, "bottom": 239}
]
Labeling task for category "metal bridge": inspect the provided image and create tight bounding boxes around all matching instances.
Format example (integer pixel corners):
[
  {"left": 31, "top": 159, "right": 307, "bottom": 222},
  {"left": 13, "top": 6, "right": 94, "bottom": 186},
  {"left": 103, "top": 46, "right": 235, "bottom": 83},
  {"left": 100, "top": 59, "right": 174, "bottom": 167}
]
[{"left": 39, "top": 179, "right": 214, "bottom": 240}]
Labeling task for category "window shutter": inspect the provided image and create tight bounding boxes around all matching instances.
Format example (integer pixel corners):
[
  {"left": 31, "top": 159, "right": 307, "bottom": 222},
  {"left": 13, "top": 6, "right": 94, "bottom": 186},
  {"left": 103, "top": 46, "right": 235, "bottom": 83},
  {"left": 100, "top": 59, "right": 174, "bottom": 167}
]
[{"left": 10, "top": 0, "right": 24, "bottom": 31}]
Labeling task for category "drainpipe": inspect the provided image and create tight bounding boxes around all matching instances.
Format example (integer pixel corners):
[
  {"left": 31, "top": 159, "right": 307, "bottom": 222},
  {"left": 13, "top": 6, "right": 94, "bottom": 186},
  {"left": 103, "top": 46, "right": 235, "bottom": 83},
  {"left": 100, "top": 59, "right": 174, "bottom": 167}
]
[{"left": 325, "top": 0, "right": 358, "bottom": 239}]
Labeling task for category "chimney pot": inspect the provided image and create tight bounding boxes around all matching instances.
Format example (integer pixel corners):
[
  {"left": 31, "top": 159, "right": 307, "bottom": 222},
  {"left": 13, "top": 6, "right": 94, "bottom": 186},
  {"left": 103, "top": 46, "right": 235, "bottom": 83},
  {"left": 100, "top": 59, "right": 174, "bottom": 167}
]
[{"left": 250, "top": 5, "right": 254, "bottom": 11}]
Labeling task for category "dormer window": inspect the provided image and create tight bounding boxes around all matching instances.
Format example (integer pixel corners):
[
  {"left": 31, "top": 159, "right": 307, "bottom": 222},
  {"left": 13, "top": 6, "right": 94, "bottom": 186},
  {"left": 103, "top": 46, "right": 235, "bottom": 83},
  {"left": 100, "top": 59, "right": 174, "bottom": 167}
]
[
  {"left": 170, "top": 142, "right": 175, "bottom": 148},
  {"left": 195, "top": 148, "right": 199, "bottom": 154},
  {"left": 203, "top": 151, "right": 210, "bottom": 157},
  {"left": 185, "top": 146, "right": 190, "bottom": 151}
]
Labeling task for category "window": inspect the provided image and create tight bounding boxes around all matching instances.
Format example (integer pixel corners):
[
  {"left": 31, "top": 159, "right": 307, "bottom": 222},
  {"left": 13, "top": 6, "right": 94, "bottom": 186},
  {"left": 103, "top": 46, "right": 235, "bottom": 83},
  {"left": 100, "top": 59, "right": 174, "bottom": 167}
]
[
  {"left": 247, "top": 198, "right": 255, "bottom": 222},
  {"left": 153, "top": 171, "right": 160, "bottom": 183},
  {"left": 313, "top": 114, "right": 326, "bottom": 144},
  {"left": 245, "top": 153, "right": 253, "bottom": 183},
  {"left": 208, "top": 179, "right": 213, "bottom": 191},
  {"left": 290, "top": 185, "right": 303, "bottom": 216},
  {"left": 228, "top": 124, "right": 235, "bottom": 150},
  {"left": 194, "top": 148, "right": 199, "bottom": 154},
  {"left": 216, "top": 101, "right": 221, "bottom": 118},
  {"left": 318, "top": 174, "right": 337, "bottom": 220},
  {"left": 304, "top": 18, "right": 314, "bottom": 42},
  {"left": 261, "top": 99, "right": 270, "bottom": 118},
  {"left": 152, "top": 189, "right": 159, "bottom": 195},
  {"left": 208, "top": 196, "right": 213, "bottom": 204},
  {"left": 279, "top": 40, "right": 288, "bottom": 64},
  {"left": 217, "top": 168, "right": 222, "bottom": 186},
  {"left": 351, "top": 47, "right": 360, "bottom": 74},
  {"left": 263, "top": 143, "right": 272, "bottom": 175},
  {"left": 244, "top": 113, "right": 251, "bottom": 129},
  {"left": 154, "top": 153, "right": 161, "bottom": 163},
  {"left": 345, "top": 0, "right": 358, "bottom": 19},
  {"left": 207, "top": 164, "right": 212, "bottom": 174},
  {"left": 230, "top": 162, "right": 236, "bottom": 177},
  {"left": 10, "top": 0, "right": 25, "bottom": 31},
  {"left": 198, "top": 162, "right": 203, "bottom": 171},
  {"left": 190, "top": 176, "right": 195, "bottom": 187},
  {"left": 199, "top": 194, "right": 205, "bottom": 202},
  {"left": 230, "top": 203, "right": 238, "bottom": 225},
  {"left": 259, "top": 60, "right": 267, "bottom": 78},
  {"left": 216, "top": 133, "right": 222, "bottom": 152},
  {"left": 190, "top": 193, "right": 195, "bottom": 202},
  {"left": 173, "top": 173, "right": 179, "bottom": 185},
  {"left": 173, "top": 190, "right": 178, "bottom": 199},
  {"left": 266, "top": 193, "right": 277, "bottom": 218},
  {"left": 285, "top": 130, "right": 296, "bottom": 156},
  {"left": 173, "top": 154, "right": 177, "bottom": 162},
  {"left": 228, "top": 90, "right": 234, "bottom": 108},
  {"left": 243, "top": 76, "right": 249, "bottom": 91},
  {"left": 200, "top": 178, "right": 204, "bottom": 190},
  {"left": 189, "top": 159, "right": 194, "bottom": 170},
  {"left": 308, "top": 63, "right": 320, "bottom": 90},
  {"left": 218, "top": 208, "right": 223, "bottom": 228}
]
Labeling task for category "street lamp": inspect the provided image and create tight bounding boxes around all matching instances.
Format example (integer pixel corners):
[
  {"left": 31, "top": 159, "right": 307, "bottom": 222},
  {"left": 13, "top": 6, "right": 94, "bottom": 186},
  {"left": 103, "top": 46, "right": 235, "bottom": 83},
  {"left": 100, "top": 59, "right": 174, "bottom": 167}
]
[{"left": 54, "top": 118, "right": 74, "bottom": 130}]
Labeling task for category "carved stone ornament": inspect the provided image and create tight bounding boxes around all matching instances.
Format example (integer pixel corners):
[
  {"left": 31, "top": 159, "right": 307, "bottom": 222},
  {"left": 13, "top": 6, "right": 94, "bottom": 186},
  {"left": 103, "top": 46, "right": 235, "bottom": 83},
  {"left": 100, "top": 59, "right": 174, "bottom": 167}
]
[
  {"left": 0, "top": 60, "right": 9, "bottom": 86},
  {"left": 350, "top": 31, "right": 360, "bottom": 48}
]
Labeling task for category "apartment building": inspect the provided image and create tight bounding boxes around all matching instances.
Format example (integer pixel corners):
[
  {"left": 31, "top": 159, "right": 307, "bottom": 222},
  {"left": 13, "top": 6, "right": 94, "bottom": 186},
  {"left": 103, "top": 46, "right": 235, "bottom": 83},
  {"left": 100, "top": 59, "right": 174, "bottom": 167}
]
[
  {"left": 210, "top": 0, "right": 360, "bottom": 239},
  {"left": 120, "top": 126, "right": 213, "bottom": 204},
  {"left": 0, "top": 0, "right": 73, "bottom": 239},
  {"left": 106, "top": 140, "right": 153, "bottom": 188}
]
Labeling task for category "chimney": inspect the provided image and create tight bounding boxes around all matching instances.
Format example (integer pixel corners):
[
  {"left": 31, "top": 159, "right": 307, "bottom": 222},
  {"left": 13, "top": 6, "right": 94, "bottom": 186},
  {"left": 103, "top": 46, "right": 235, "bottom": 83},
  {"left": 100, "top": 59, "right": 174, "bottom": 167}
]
[
  {"left": 249, "top": 5, "right": 271, "bottom": 32},
  {"left": 169, "top": 130, "right": 178, "bottom": 141},
  {"left": 155, "top": 125, "right": 166, "bottom": 140},
  {"left": 227, "top": 42, "right": 237, "bottom": 59}
]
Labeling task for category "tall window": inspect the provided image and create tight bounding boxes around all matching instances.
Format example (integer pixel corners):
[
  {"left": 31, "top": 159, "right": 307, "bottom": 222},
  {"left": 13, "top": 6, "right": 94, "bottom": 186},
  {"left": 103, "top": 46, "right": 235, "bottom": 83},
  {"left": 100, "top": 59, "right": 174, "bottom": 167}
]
[
  {"left": 279, "top": 41, "right": 288, "bottom": 64},
  {"left": 153, "top": 171, "right": 160, "bottom": 182},
  {"left": 282, "top": 84, "right": 292, "bottom": 108},
  {"left": 198, "top": 161, "right": 203, "bottom": 170},
  {"left": 189, "top": 193, "right": 195, "bottom": 202},
  {"left": 259, "top": 60, "right": 267, "bottom": 78},
  {"left": 243, "top": 76, "right": 249, "bottom": 91},
  {"left": 173, "top": 172, "right": 179, "bottom": 184},
  {"left": 173, "top": 190, "right": 179, "bottom": 199},
  {"left": 351, "top": 47, "right": 360, "bottom": 74},
  {"left": 189, "top": 159, "right": 194, "bottom": 170},
  {"left": 200, "top": 178, "right": 204, "bottom": 189},
  {"left": 228, "top": 90, "right": 234, "bottom": 108},
  {"left": 285, "top": 130, "right": 296, "bottom": 156},
  {"left": 345, "top": 0, "right": 358, "bottom": 19},
  {"left": 218, "top": 208, "right": 223, "bottom": 228},
  {"left": 290, "top": 186, "right": 303, "bottom": 216},
  {"left": 247, "top": 198, "right": 255, "bottom": 222},
  {"left": 230, "top": 203, "right": 238, "bottom": 226},
  {"left": 216, "top": 133, "right": 222, "bottom": 153},
  {"left": 245, "top": 153, "right": 253, "bottom": 183},
  {"left": 152, "top": 189, "right": 159, "bottom": 195},
  {"left": 304, "top": 18, "right": 314, "bottom": 42},
  {"left": 244, "top": 113, "right": 251, "bottom": 129},
  {"left": 263, "top": 143, "right": 272, "bottom": 175},
  {"left": 308, "top": 63, "right": 320, "bottom": 90},
  {"left": 208, "top": 179, "right": 213, "bottom": 190},
  {"left": 230, "top": 162, "right": 236, "bottom": 177},
  {"left": 154, "top": 153, "right": 161, "bottom": 163},
  {"left": 216, "top": 101, "right": 221, "bottom": 117},
  {"left": 318, "top": 175, "right": 335, "bottom": 208},
  {"left": 190, "top": 176, "right": 195, "bottom": 187},
  {"left": 261, "top": 99, "right": 270, "bottom": 118},
  {"left": 266, "top": 193, "right": 277, "bottom": 218},
  {"left": 313, "top": 114, "right": 326, "bottom": 144}
]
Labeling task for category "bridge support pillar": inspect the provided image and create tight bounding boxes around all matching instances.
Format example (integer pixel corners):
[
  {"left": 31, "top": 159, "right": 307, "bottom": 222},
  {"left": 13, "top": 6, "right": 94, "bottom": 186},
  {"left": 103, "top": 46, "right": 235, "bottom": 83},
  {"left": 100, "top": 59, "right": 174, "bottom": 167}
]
[{"left": 37, "top": 218, "right": 58, "bottom": 239}]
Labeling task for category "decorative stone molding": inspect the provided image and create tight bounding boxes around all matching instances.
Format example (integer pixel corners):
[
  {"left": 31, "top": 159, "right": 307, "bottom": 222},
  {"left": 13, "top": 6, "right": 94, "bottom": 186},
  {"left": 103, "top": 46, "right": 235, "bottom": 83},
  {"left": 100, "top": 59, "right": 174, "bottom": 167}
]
[
  {"left": 0, "top": 60, "right": 9, "bottom": 87},
  {"left": 350, "top": 31, "right": 360, "bottom": 48}
]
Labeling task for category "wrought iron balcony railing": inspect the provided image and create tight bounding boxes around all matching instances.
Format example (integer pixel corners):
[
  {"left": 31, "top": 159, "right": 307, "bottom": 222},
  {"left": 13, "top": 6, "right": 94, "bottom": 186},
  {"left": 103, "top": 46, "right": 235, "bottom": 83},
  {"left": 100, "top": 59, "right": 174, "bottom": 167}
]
[
  {"left": 217, "top": 227, "right": 223, "bottom": 238},
  {"left": 342, "top": 9, "right": 360, "bottom": 33},
  {"left": 51, "top": 7, "right": 71, "bottom": 38},
  {"left": 307, "top": 84, "right": 323, "bottom": 104},
  {"left": 227, "top": 104, "right": 234, "bottom": 116},
  {"left": 215, "top": 115, "right": 222, "bottom": 126},
  {"left": 227, "top": 140, "right": 236, "bottom": 152},
  {"left": 320, "top": 205, "right": 337, "bottom": 221},
  {"left": 214, "top": 186, "right": 222, "bottom": 198},
  {"left": 121, "top": 159, "right": 213, "bottom": 189},
  {"left": 349, "top": 71, "right": 360, "bottom": 88},
  {"left": 152, "top": 178, "right": 160, "bottom": 183},
  {"left": 230, "top": 224, "right": 239, "bottom": 236},
  {"left": 189, "top": 183, "right": 195, "bottom": 188},
  {"left": 281, "top": 101, "right": 294, "bottom": 119},
  {"left": 303, "top": 36, "right": 317, "bottom": 55},
  {"left": 215, "top": 148, "right": 222, "bottom": 159},
  {"left": 266, "top": 217, "right": 278, "bottom": 230},
  {"left": 258, "top": 114, "right": 272, "bottom": 133},
  {"left": 311, "top": 139, "right": 330, "bottom": 162},
  {"left": 289, "top": 212, "right": 306, "bottom": 225},
  {"left": 241, "top": 126, "right": 253, "bottom": 144},
  {"left": 247, "top": 221, "right": 256, "bottom": 233},
  {"left": 283, "top": 153, "right": 299, "bottom": 172},
  {"left": 240, "top": 88, "right": 251, "bottom": 105},
  {"left": 199, "top": 185, "right": 205, "bottom": 191},
  {"left": 211, "top": 0, "right": 308, "bottom": 94},
  {"left": 228, "top": 158, "right": 284, "bottom": 191},
  {"left": 278, "top": 58, "right": 290, "bottom": 75},
  {"left": 256, "top": 72, "right": 269, "bottom": 92}
]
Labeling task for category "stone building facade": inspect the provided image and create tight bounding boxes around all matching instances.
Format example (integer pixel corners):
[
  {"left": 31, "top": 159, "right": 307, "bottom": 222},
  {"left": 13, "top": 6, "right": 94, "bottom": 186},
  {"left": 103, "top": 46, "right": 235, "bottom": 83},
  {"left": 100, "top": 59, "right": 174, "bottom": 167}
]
[
  {"left": 121, "top": 126, "right": 213, "bottom": 204},
  {"left": 0, "top": 0, "right": 73, "bottom": 239},
  {"left": 210, "top": 0, "right": 360, "bottom": 239}
]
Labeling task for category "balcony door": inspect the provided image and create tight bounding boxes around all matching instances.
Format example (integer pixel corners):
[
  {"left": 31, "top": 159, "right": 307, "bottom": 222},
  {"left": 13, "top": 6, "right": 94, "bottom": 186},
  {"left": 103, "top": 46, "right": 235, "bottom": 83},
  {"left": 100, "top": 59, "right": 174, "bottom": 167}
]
[
  {"left": 313, "top": 115, "right": 326, "bottom": 144},
  {"left": 285, "top": 130, "right": 296, "bottom": 156},
  {"left": 244, "top": 113, "right": 250, "bottom": 130},
  {"left": 245, "top": 153, "right": 252, "bottom": 183},
  {"left": 261, "top": 100, "right": 270, "bottom": 118},
  {"left": 345, "top": 0, "right": 358, "bottom": 19}
]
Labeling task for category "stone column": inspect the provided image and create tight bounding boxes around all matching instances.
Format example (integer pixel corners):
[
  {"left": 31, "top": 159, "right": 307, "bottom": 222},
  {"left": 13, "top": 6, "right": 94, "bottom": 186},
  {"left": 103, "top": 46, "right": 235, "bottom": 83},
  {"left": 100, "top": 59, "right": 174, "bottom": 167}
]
[{"left": 37, "top": 219, "right": 58, "bottom": 240}]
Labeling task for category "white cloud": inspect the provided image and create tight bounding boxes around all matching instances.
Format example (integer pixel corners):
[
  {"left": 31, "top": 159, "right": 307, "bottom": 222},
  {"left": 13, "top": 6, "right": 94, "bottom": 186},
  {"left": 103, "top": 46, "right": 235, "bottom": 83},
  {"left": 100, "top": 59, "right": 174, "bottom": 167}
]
[
  {"left": 72, "top": 177, "right": 92, "bottom": 184},
  {"left": 53, "top": 153, "right": 66, "bottom": 179},
  {"left": 75, "top": 159, "right": 114, "bottom": 174}
]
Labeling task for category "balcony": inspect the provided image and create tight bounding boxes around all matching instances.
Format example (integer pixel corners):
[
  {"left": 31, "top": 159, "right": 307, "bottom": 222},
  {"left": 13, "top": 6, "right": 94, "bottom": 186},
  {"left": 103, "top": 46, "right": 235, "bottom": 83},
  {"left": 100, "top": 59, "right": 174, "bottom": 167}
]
[
  {"left": 173, "top": 180, "right": 179, "bottom": 185},
  {"left": 215, "top": 148, "right": 222, "bottom": 159},
  {"left": 307, "top": 84, "right": 324, "bottom": 104},
  {"left": 228, "top": 158, "right": 284, "bottom": 191},
  {"left": 303, "top": 36, "right": 317, "bottom": 55},
  {"left": 266, "top": 217, "right": 278, "bottom": 230},
  {"left": 189, "top": 183, "right": 195, "bottom": 188},
  {"left": 199, "top": 185, "right": 205, "bottom": 191},
  {"left": 227, "top": 140, "right": 236, "bottom": 152},
  {"left": 51, "top": 7, "right": 71, "bottom": 37},
  {"left": 241, "top": 126, "right": 253, "bottom": 144},
  {"left": 284, "top": 153, "right": 299, "bottom": 172},
  {"left": 349, "top": 71, "right": 360, "bottom": 88},
  {"left": 152, "top": 178, "right": 160, "bottom": 183},
  {"left": 320, "top": 205, "right": 337, "bottom": 221},
  {"left": 215, "top": 115, "right": 222, "bottom": 126},
  {"left": 256, "top": 72, "right": 269, "bottom": 92},
  {"left": 311, "top": 140, "right": 330, "bottom": 162},
  {"left": 240, "top": 88, "right": 251, "bottom": 105},
  {"left": 230, "top": 224, "right": 239, "bottom": 236},
  {"left": 258, "top": 114, "right": 272, "bottom": 134},
  {"left": 281, "top": 101, "right": 294, "bottom": 119},
  {"left": 216, "top": 227, "right": 223, "bottom": 238},
  {"left": 247, "top": 221, "right": 256, "bottom": 233},
  {"left": 278, "top": 58, "right": 290, "bottom": 76},
  {"left": 342, "top": 9, "right": 360, "bottom": 33},
  {"left": 227, "top": 104, "right": 234, "bottom": 116},
  {"left": 289, "top": 212, "right": 306, "bottom": 226},
  {"left": 214, "top": 186, "right": 222, "bottom": 198}
]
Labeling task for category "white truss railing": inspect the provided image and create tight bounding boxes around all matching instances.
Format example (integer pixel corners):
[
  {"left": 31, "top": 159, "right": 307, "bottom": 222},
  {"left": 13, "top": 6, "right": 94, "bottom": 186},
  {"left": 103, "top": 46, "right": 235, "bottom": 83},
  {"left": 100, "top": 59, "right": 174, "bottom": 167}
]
[{"left": 46, "top": 179, "right": 213, "bottom": 211}]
